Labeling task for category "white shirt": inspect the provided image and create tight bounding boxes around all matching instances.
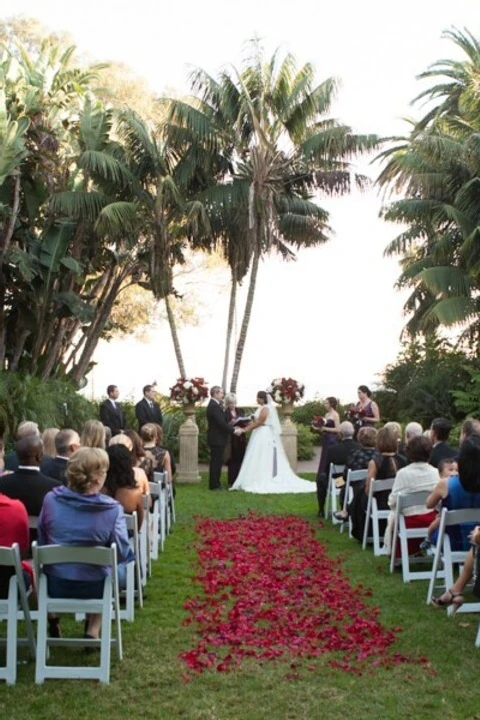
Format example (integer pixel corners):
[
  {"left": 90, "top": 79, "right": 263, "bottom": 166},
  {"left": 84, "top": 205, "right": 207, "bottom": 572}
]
[{"left": 388, "top": 462, "right": 439, "bottom": 515}]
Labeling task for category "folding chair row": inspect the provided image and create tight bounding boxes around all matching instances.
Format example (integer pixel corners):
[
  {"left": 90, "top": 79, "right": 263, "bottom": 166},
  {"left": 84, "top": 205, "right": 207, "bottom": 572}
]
[
  {"left": 340, "top": 469, "right": 367, "bottom": 536},
  {"left": 325, "top": 463, "right": 345, "bottom": 524},
  {"left": 362, "top": 477, "right": 395, "bottom": 556}
]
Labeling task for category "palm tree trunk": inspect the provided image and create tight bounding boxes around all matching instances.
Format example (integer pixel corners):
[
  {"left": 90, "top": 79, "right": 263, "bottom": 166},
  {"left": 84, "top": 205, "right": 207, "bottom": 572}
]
[
  {"left": 229, "top": 246, "right": 260, "bottom": 394},
  {"left": 165, "top": 294, "right": 186, "bottom": 377},
  {"left": 222, "top": 264, "right": 237, "bottom": 390}
]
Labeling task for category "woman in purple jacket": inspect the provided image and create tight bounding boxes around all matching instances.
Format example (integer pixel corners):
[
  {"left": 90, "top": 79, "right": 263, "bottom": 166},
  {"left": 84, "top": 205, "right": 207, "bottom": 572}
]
[{"left": 38, "top": 447, "right": 134, "bottom": 640}]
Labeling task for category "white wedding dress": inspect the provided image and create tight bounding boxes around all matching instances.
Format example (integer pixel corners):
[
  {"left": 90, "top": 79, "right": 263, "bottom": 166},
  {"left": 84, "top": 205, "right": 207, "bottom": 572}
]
[{"left": 230, "top": 402, "right": 315, "bottom": 494}]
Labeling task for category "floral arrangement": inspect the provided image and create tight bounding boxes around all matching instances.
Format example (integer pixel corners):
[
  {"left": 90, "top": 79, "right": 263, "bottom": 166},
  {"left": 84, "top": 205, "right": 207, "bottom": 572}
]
[
  {"left": 311, "top": 415, "right": 326, "bottom": 430},
  {"left": 267, "top": 377, "right": 305, "bottom": 404},
  {"left": 345, "top": 406, "right": 366, "bottom": 424},
  {"left": 170, "top": 377, "right": 209, "bottom": 405}
]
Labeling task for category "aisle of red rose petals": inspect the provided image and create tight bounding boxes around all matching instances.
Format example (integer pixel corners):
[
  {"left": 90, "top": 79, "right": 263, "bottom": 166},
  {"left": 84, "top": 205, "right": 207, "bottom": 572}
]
[{"left": 179, "top": 513, "right": 430, "bottom": 676}]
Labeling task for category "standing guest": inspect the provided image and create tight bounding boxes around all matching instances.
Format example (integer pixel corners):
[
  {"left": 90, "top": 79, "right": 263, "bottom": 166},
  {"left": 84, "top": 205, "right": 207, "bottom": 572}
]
[
  {"left": 37, "top": 447, "right": 134, "bottom": 641},
  {"left": 41, "top": 429, "right": 81, "bottom": 484},
  {"left": 4, "top": 421, "right": 41, "bottom": 471},
  {"left": 99, "top": 385, "right": 126, "bottom": 437},
  {"left": 224, "top": 393, "right": 247, "bottom": 487},
  {"left": 313, "top": 397, "right": 341, "bottom": 485},
  {"left": 135, "top": 385, "right": 163, "bottom": 431},
  {"left": 316, "top": 421, "right": 360, "bottom": 517},
  {"left": 206, "top": 386, "right": 232, "bottom": 491},
  {"left": 354, "top": 385, "right": 380, "bottom": 438},
  {"left": 0, "top": 435, "right": 61, "bottom": 517},
  {"left": 429, "top": 417, "right": 457, "bottom": 467},
  {"left": 42, "top": 428, "right": 60, "bottom": 459},
  {"left": 80, "top": 419, "right": 106, "bottom": 449}
]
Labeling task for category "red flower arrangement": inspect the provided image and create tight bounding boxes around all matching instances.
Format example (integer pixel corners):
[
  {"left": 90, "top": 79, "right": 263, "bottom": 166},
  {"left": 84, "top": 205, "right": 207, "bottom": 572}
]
[
  {"left": 345, "top": 406, "right": 366, "bottom": 424},
  {"left": 179, "top": 513, "right": 430, "bottom": 678},
  {"left": 267, "top": 377, "right": 305, "bottom": 404},
  {"left": 311, "top": 415, "right": 326, "bottom": 429},
  {"left": 170, "top": 377, "right": 209, "bottom": 405}
]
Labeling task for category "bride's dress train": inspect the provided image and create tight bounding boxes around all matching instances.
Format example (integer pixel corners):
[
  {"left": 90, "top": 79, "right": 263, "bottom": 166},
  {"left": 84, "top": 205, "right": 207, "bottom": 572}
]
[{"left": 230, "top": 404, "right": 315, "bottom": 494}]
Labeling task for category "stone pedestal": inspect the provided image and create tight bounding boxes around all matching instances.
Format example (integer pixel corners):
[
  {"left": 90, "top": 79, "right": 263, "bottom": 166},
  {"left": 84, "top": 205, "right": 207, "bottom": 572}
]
[
  {"left": 177, "top": 403, "right": 201, "bottom": 484},
  {"left": 280, "top": 402, "right": 298, "bottom": 471}
]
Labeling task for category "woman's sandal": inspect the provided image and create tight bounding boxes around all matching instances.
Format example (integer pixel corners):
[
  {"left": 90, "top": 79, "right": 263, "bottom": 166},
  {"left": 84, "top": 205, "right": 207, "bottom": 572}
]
[{"left": 432, "top": 588, "right": 464, "bottom": 615}]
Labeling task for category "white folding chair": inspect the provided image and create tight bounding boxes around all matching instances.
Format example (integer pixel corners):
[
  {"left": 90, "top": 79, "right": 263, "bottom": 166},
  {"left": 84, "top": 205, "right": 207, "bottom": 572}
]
[
  {"left": 154, "top": 471, "right": 168, "bottom": 551},
  {"left": 148, "top": 481, "right": 161, "bottom": 560},
  {"left": 33, "top": 542, "right": 122, "bottom": 684},
  {"left": 340, "top": 469, "right": 367, "bottom": 536},
  {"left": 325, "top": 463, "right": 345, "bottom": 523},
  {"left": 362, "top": 477, "right": 395, "bottom": 555},
  {"left": 389, "top": 490, "right": 439, "bottom": 582},
  {"left": 121, "top": 512, "right": 143, "bottom": 622},
  {"left": 427, "top": 507, "right": 480, "bottom": 616},
  {"left": 0, "top": 544, "right": 36, "bottom": 685},
  {"left": 168, "top": 480, "right": 176, "bottom": 527},
  {"left": 142, "top": 494, "right": 152, "bottom": 578}
]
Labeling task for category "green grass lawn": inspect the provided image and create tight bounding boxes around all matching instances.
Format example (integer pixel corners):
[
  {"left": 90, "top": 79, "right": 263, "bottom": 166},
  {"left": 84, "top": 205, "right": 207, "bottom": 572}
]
[{"left": 1, "top": 473, "right": 479, "bottom": 720}]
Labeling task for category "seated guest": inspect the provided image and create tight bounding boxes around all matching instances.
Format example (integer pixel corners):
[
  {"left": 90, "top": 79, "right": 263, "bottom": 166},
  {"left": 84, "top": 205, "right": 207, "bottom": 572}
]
[
  {"left": 4, "top": 421, "right": 41, "bottom": 471},
  {"left": 0, "top": 435, "right": 61, "bottom": 518},
  {"left": 140, "top": 423, "right": 173, "bottom": 483},
  {"left": 0, "top": 492, "right": 30, "bottom": 598},
  {"left": 42, "top": 428, "right": 60, "bottom": 459},
  {"left": 125, "top": 429, "right": 152, "bottom": 479},
  {"left": 334, "top": 426, "right": 378, "bottom": 524},
  {"left": 383, "top": 435, "right": 439, "bottom": 554},
  {"left": 419, "top": 458, "right": 458, "bottom": 555},
  {"left": 41, "top": 428, "right": 80, "bottom": 483},
  {"left": 37, "top": 447, "right": 134, "bottom": 640},
  {"left": 429, "top": 417, "right": 457, "bottom": 467},
  {"left": 404, "top": 422, "right": 423, "bottom": 447},
  {"left": 153, "top": 424, "right": 176, "bottom": 478},
  {"left": 80, "top": 420, "right": 106, "bottom": 449},
  {"left": 104, "top": 445, "right": 145, "bottom": 528},
  {"left": 109, "top": 434, "right": 150, "bottom": 496},
  {"left": 315, "top": 421, "right": 360, "bottom": 517}
]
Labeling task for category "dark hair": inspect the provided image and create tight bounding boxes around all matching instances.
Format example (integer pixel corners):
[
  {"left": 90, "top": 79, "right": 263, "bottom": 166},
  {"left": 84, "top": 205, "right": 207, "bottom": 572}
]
[
  {"left": 105, "top": 445, "right": 137, "bottom": 495},
  {"left": 16, "top": 435, "right": 43, "bottom": 463},
  {"left": 357, "top": 426, "right": 377, "bottom": 448},
  {"left": 358, "top": 385, "right": 371, "bottom": 397},
  {"left": 125, "top": 429, "right": 146, "bottom": 463},
  {"left": 438, "top": 458, "right": 457, "bottom": 475},
  {"left": 143, "top": 384, "right": 154, "bottom": 395},
  {"left": 461, "top": 418, "right": 480, "bottom": 439},
  {"left": 431, "top": 417, "right": 452, "bottom": 442},
  {"left": 458, "top": 436, "right": 480, "bottom": 492},
  {"left": 257, "top": 391, "right": 268, "bottom": 403},
  {"left": 326, "top": 396, "right": 338, "bottom": 409},
  {"left": 406, "top": 435, "right": 432, "bottom": 463},
  {"left": 106, "top": 385, "right": 117, "bottom": 396}
]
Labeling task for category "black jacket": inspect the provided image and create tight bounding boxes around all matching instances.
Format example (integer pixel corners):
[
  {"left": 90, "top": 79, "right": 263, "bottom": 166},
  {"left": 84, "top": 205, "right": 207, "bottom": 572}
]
[
  {"left": 100, "top": 399, "right": 127, "bottom": 435},
  {"left": 0, "top": 467, "right": 61, "bottom": 516},
  {"left": 135, "top": 398, "right": 163, "bottom": 431},
  {"left": 40, "top": 456, "right": 68, "bottom": 484},
  {"left": 206, "top": 399, "right": 231, "bottom": 447}
]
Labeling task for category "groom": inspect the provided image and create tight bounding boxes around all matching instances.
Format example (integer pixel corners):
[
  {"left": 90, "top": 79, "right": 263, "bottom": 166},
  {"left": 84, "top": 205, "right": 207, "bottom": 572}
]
[{"left": 206, "top": 386, "right": 233, "bottom": 490}]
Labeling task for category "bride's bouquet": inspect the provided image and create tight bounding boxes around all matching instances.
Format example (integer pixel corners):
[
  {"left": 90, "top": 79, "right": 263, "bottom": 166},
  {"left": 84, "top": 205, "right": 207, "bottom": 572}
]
[
  {"left": 170, "top": 377, "right": 209, "bottom": 405},
  {"left": 268, "top": 377, "right": 305, "bottom": 404}
]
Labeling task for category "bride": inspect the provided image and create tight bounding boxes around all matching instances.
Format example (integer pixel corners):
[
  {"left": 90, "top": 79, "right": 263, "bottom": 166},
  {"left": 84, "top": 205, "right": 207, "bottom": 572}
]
[{"left": 230, "top": 391, "right": 315, "bottom": 494}]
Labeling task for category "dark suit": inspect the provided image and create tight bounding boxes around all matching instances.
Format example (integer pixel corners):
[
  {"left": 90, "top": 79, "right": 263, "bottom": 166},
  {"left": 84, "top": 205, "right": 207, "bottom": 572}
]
[
  {"left": 224, "top": 407, "right": 247, "bottom": 486},
  {"left": 0, "top": 467, "right": 61, "bottom": 517},
  {"left": 429, "top": 441, "right": 458, "bottom": 468},
  {"left": 135, "top": 398, "right": 163, "bottom": 431},
  {"left": 100, "top": 398, "right": 126, "bottom": 435},
  {"left": 206, "top": 399, "right": 232, "bottom": 490},
  {"left": 316, "top": 438, "right": 361, "bottom": 514},
  {"left": 40, "top": 456, "right": 68, "bottom": 484},
  {"left": 4, "top": 451, "right": 19, "bottom": 472}
]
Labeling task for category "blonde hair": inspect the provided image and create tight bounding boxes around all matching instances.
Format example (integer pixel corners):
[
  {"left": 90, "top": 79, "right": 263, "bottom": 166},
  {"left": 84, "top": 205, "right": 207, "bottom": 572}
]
[
  {"left": 139, "top": 423, "right": 157, "bottom": 443},
  {"left": 42, "top": 427, "right": 60, "bottom": 457},
  {"left": 81, "top": 419, "right": 106, "bottom": 449},
  {"left": 109, "top": 433, "right": 133, "bottom": 451},
  {"left": 66, "top": 447, "right": 109, "bottom": 493}
]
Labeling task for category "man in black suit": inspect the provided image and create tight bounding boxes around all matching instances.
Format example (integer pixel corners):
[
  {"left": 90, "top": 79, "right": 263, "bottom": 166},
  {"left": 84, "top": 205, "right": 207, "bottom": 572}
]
[
  {"left": 429, "top": 417, "right": 458, "bottom": 468},
  {"left": 135, "top": 384, "right": 163, "bottom": 431},
  {"left": 4, "top": 421, "right": 40, "bottom": 471},
  {"left": 0, "top": 435, "right": 61, "bottom": 518},
  {"left": 40, "top": 428, "right": 80, "bottom": 484},
  {"left": 99, "top": 385, "right": 127, "bottom": 436},
  {"left": 206, "top": 385, "right": 233, "bottom": 490},
  {"left": 316, "top": 421, "right": 360, "bottom": 516}
]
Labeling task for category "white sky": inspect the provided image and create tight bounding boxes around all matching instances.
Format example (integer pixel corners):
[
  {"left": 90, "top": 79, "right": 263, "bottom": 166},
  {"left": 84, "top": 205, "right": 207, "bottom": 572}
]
[{"left": 3, "top": 0, "right": 479, "bottom": 404}]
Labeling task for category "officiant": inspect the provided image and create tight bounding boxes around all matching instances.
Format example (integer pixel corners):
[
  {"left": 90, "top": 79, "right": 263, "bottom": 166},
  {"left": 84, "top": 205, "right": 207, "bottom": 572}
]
[{"left": 224, "top": 393, "right": 248, "bottom": 487}]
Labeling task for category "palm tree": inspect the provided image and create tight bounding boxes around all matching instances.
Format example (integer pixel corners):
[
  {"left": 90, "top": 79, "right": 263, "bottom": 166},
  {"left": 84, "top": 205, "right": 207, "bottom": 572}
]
[{"left": 166, "top": 40, "right": 378, "bottom": 392}]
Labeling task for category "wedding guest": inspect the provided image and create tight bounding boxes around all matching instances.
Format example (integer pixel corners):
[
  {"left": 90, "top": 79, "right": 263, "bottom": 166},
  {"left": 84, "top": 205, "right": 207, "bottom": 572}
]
[
  {"left": 135, "top": 385, "right": 163, "bottom": 431},
  {"left": 316, "top": 421, "right": 359, "bottom": 517},
  {"left": 125, "top": 429, "right": 151, "bottom": 477},
  {"left": 104, "top": 445, "right": 144, "bottom": 528},
  {"left": 109, "top": 434, "right": 150, "bottom": 496},
  {"left": 80, "top": 419, "right": 106, "bottom": 449},
  {"left": 139, "top": 424, "right": 173, "bottom": 483},
  {"left": 0, "top": 492, "right": 30, "bottom": 598},
  {"left": 224, "top": 393, "right": 247, "bottom": 487},
  {"left": 429, "top": 417, "right": 457, "bottom": 467},
  {"left": 41, "top": 429, "right": 81, "bottom": 483},
  {"left": 42, "top": 428, "right": 60, "bottom": 459},
  {"left": 153, "top": 424, "right": 176, "bottom": 478},
  {"left": 334, "top": 426, "right": 378, "bottom": 524},
  {"left": 99, "top": 384, "right": 126, "bottom": 437},
  {"left": 405, "top": 422, "right": 423, "bottom": 446},
  {"left": 37, "top": 447, "right": 134, "bottom": 641},
  {"left": 4, "top": 421, "right": 41, "bottom": 471}
]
